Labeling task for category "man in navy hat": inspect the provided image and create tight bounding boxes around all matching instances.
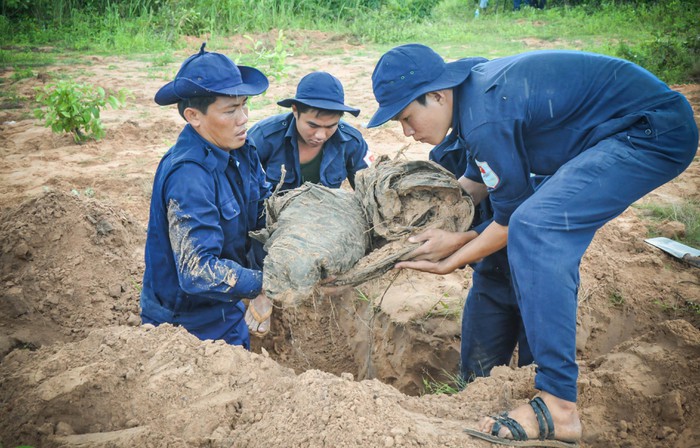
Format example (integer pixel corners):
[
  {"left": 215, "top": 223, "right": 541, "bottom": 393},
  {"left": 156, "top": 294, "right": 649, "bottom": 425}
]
[
  {"left": 249, "top": 71, "right": 370, "bottom": 192},
  {"left": 369, "top": 44, "right": 698, "bottom": 446},
  {"left": 141, "top": 43, "right": 273, "bottom": 349}
]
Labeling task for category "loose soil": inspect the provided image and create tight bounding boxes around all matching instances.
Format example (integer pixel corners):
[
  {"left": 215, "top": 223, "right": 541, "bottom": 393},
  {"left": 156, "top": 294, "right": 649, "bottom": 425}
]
[{"left": 1, "top": 32, "right": 699, "bottom": 448}]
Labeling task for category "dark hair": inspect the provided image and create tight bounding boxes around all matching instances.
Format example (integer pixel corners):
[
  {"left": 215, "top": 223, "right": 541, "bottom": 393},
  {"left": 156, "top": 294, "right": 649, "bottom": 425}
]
[
  {"left": 294, "top": 102, "right": 344, "bottom": 118},
  {"left": 177, "top": 96, "right": 218, "bottom": 119}
]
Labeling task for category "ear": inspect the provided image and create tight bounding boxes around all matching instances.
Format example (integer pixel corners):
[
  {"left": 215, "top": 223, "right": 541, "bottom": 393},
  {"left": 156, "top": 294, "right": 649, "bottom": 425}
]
[
  {"left": 291, "top": 103, "right": 299, "bottom": 117},
  {"left": 183, "top": 107, "right": 200, "bottom": 126},
  {"left": 428, "top": 90, "right": 448, "bottom": 104}
]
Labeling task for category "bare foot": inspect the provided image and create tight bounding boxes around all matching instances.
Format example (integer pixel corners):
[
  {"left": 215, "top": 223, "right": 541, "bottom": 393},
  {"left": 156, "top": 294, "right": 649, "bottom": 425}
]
[{"left": 478, "top": 391, "right": 582, "bottom": 443}]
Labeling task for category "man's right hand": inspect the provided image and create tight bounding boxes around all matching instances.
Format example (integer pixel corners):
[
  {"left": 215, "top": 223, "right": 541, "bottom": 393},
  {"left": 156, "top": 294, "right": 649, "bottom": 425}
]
[{"left": 403, "top": 228, "right": 478, "bottom": 262}]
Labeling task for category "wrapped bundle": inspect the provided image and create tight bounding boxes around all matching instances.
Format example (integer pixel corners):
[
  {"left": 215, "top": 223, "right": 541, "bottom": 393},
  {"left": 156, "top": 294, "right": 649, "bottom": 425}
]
[
  {"left": 256, "top": 156, "right": 475, "bottom": 305},
  {"left": 332, "top": 156, "right": 475, "bottom": 285},
  {"left": 253, "top": 183, "right": 370, "bottom": 307}
]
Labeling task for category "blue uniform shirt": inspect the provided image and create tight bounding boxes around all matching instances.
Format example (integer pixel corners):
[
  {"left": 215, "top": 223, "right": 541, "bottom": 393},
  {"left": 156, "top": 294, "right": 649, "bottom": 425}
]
[
  {"left": 249, "top": 112, "right": 369, "bottom": 191},
  {"left": 458, "top": 50, "right": 685, "bottom": 226},
  {"left": 141, "top": 124, "right": 271, "bottom": 327}
]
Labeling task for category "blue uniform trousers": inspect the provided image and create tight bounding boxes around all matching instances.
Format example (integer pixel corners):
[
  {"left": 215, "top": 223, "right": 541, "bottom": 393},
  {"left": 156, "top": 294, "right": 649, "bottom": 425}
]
[
  {"left": 142, "top": 301, "right": 250, "bottom": 350},
  {"left": 507, "top": 104, "right": 697, "bottom": 402},
  {"left": 461, "top": 270, "right": 533, "bottom": 381}
]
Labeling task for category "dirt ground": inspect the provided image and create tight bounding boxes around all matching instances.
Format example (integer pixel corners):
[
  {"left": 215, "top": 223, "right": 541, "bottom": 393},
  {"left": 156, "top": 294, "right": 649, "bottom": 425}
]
[{"left": 1, "top": 32, "right": 699, "bottom": 448}]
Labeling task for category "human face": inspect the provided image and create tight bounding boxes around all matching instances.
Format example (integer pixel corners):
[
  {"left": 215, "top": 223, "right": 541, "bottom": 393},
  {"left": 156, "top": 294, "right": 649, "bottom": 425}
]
[
  {"left": 293, "top": 105, "right": 341, "bottom": 148},
  {"left": 187, "top": 96, "right": 249, "bottom": 151},
  {"left": 394, "top": 91, "right": 453, "bottom": 145}
]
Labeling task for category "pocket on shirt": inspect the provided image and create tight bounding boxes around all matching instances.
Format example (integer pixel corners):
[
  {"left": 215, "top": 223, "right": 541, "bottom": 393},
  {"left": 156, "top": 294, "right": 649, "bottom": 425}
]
[
  {"left": 220, "top": 195, "right": 241, "bottom": 221},
  {"left": 265, "top": 162, "right": 297, "bottom": 186},
  {"left": 321, "top": 160, "right": 347, "bottom": 188}
]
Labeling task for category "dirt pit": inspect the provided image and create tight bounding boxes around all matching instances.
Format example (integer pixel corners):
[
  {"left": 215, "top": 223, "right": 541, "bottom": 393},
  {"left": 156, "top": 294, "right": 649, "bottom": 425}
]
[{"left": 1, "top": 34, "right": 699, "bottom": 447}]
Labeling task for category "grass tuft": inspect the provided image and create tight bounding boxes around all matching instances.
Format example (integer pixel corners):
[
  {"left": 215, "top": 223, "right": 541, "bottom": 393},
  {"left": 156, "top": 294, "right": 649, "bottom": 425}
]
[
  {"left": 634, "top": 200, "right": 700, "bottom": 248},
  {"left": 422, "top": 369, "right": 467, "bottom": 395}
]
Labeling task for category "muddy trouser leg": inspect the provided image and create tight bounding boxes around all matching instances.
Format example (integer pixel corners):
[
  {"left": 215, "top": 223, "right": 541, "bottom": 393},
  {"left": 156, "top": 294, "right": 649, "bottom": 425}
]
[
  {"left": 507, "top": 110, "right": 697, "bottom": 402},
  {"left": 461, "top": 270, "right": 528, "bottom": 381}
]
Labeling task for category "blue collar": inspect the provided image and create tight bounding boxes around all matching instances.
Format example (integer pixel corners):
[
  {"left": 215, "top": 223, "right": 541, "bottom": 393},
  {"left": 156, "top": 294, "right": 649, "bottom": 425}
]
[{"left": 171, "top": 124, "right": 245, "bottom": 173}]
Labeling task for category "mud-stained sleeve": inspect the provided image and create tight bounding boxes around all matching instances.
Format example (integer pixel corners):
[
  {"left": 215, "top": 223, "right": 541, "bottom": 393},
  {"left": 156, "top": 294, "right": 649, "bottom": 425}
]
[{"left": 164, "top": 163, "right": 262, "bottom": 301}]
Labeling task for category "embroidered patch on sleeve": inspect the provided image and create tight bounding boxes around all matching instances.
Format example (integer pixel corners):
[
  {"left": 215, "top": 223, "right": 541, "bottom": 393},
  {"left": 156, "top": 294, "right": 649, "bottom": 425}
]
[{"left": 476, "top": 159, "right": 500, "bottom": 189}]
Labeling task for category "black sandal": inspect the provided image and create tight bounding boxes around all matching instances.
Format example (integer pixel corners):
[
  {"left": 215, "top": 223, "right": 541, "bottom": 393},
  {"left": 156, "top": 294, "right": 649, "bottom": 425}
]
[{"left": 464, "top": 397, "right": 580, "bottom": 447}]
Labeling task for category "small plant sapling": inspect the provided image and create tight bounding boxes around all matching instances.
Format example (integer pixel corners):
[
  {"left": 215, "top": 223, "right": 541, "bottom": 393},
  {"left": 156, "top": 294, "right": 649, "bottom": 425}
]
[{"left": 34, "top": 80, "right": 127, "bottom": 143}]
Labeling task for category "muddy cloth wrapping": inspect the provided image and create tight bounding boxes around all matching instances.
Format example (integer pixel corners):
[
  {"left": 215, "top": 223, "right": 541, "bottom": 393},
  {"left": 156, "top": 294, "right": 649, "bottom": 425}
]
[
  {"left": 252, "top": 183, "right": 370, "bottom": 306},
  {"left": 254, "top": 156, "right": 474, "bottom": 306},
  {"left": 331, "top": 156, "right": 475, "bottom": 286}
]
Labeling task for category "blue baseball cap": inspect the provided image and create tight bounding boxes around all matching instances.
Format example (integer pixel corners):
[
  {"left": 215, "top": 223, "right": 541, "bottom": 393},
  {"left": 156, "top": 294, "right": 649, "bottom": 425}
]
[
  {"left": 368, "top": 44, "right": 481, "bottom": 128},
  {"left": 155, "top": 43, "right": 269, "bottom": 105},
  {"left": 277, "top": 71, "right": 360, "bottom": 117}
]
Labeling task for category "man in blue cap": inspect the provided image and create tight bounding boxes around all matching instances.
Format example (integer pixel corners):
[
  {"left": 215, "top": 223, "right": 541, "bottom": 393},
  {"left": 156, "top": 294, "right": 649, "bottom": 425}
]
[
  {"left": 141, "top": 43, "right": 273, "bottom": 349},
  {"left": 369, "top": 44, "right": 698, "bottom": 446},
  {"left": 248, "top": 71, "right": 370, "bottom": 192},
  {"left": 431, "top": 131, "right": 534, "bottom": 385}
]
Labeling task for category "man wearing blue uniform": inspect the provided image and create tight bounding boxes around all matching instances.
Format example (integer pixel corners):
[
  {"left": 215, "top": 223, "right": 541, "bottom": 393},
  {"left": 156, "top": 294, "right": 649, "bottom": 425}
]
[
  {"left": 369, "top": 44, "right": 698, "bottom": 446},
  {"left": 141, "top": 44, "right": 272, "bottom": 349},
  {"left": 431, "top": 131, "right": 533, "bottom": 384},
  {"left": 249, "top": 71, "right": 370, "bottom": 192}
]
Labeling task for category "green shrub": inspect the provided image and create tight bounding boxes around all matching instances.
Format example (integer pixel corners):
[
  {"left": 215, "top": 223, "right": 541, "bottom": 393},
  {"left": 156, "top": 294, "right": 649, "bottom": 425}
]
[
  {"left": 11, "top": 67, "right": 34, "bottom": 81},
  {"left": 236, "top": 29, "right": 292, "bottom": 80},
  {"left": 33, "top": 80, "right": 126, "bottom": 143}
]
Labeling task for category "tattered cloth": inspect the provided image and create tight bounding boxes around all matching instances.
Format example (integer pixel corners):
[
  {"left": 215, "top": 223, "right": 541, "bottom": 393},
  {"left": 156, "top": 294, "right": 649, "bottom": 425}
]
[
  {"left": 251, "top": 184, "right": 369, "bottom": 306},
  {"left": 254, "top": 157, "right": 475, "bottom": 307}
]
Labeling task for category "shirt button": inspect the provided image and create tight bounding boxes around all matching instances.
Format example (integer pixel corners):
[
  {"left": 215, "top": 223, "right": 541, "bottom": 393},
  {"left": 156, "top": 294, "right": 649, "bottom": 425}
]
[{"left": 645, "top": 129, "right": 652, "bottom": 135}]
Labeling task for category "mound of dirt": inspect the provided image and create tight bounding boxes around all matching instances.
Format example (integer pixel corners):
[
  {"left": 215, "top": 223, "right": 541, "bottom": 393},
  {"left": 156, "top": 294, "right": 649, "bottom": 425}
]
[
  {"left": 0, "top": 190, "right": 144, "bottom": 357},
  {"left": 2, "top": 318, "right": 698, "bottom": 448}
]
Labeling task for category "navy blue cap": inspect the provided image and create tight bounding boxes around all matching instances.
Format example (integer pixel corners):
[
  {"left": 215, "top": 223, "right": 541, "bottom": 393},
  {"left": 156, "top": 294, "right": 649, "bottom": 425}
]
[
  {"left": 155, "top": 43, "right": 269, "bottom": 105},
  {"left": 368, "top": 44, "right": 479, "bottom": 128},
  {"left": 277, "top": 71, "right": 360, "bottom": 117}
]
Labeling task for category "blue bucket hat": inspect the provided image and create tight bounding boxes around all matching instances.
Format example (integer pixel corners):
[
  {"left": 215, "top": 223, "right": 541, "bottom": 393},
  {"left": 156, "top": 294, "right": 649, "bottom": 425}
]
[
  {"left": 368, "top": 44, "right": 480, "bottom": 128},
  {"left": 155, "top": 43, "right": 269, "bottom": 105},
  {"left": 277, "top": 71, "right": 360, "bottom": 117}
]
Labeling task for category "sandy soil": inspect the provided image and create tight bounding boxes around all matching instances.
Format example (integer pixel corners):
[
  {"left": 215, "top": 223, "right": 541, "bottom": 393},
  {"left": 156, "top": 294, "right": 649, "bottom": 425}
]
[{"left": 1, "top": 32, "right": 699, "bottom": 448}]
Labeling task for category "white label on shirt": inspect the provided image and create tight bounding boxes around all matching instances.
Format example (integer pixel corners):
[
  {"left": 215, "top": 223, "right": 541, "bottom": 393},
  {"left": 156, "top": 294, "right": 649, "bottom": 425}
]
[{"left": 476, "top": 159, "right": 500, "bottom": 189}]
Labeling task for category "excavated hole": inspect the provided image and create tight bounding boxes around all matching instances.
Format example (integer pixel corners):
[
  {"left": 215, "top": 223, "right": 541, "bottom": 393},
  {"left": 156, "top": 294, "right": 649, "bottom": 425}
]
[{"left": 252, "top": 290, "right": 462, "bottom": 396}]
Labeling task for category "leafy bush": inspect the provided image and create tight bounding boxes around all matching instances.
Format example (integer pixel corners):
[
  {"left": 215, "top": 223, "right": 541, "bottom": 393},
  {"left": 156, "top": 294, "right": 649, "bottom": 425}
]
[
  {"left": 612, "top": 0, "right": 699, "bottom": 83},
  {"left": 33, "top": 80, "right": 127, "bottom": 143},
  {"left": 236, "top": 30, "right": 293, "bottom": 80}
]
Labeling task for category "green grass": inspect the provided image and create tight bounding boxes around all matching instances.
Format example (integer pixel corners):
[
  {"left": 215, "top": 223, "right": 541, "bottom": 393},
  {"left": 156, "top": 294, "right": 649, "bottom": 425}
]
[
  {"left": 609, "top": 289, "right": 625, "bottom": 307},
  {"left": 634, "top": 199, "right": 700, "bottom": 247},
  {"left": 0, "top": 0, "right": 697, "bottom": 83},
  {"left": 426, "top": 295, "right": 463, "bottom": 319},
  {"left": 355, "top": 288, "right": 372, "bottom": 303},
  {"left": 421, "top": 369, "right": 467, "bottom": 395}
]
